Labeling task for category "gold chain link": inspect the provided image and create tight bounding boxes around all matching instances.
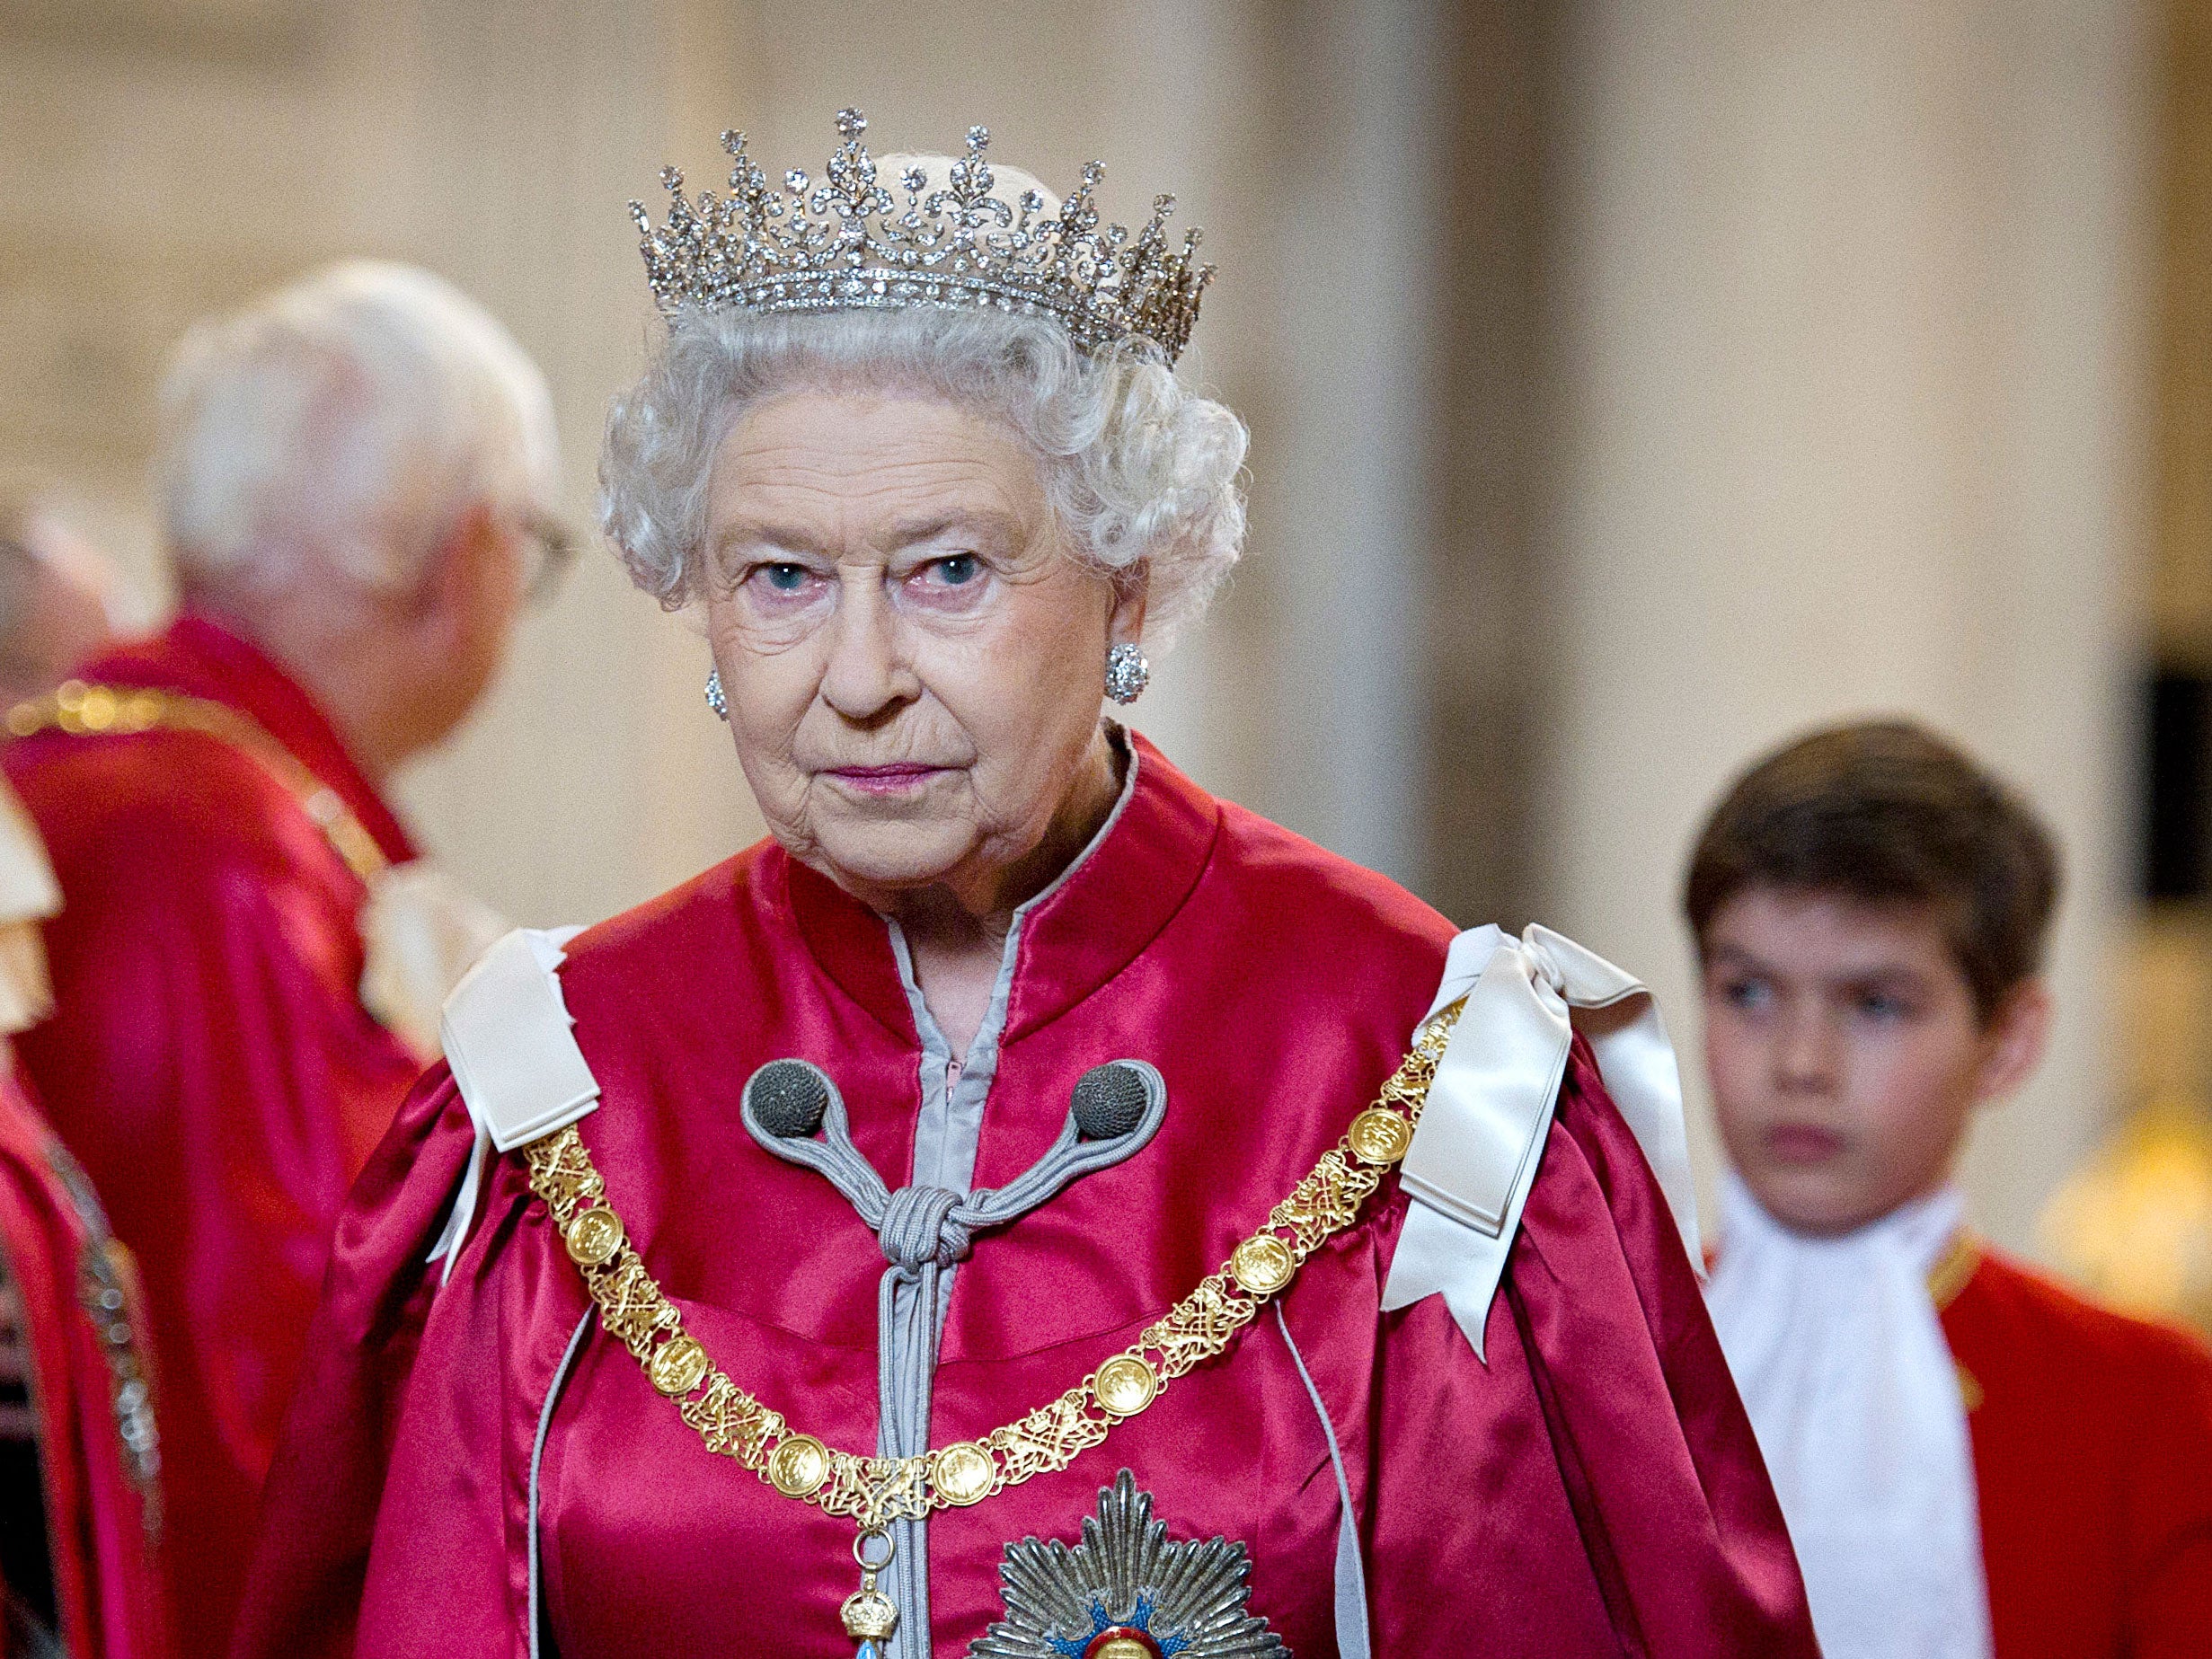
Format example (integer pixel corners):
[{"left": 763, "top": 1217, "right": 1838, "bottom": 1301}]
[
  {"left": 5, "top": 681, "right": 390, "bottom": 884},
  {"left": 524, "top": 997, "right": 1464, "bottom": 1531}
]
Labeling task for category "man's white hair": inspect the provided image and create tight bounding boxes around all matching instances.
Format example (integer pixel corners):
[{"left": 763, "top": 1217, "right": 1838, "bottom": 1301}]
[{"left": 155, "top": 260, "right": 559, "bottom": 593}]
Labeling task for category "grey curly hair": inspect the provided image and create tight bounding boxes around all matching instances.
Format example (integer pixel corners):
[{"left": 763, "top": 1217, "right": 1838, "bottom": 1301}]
[{"left": 597, "top": 303, "right": 1248, "bottom": 648}]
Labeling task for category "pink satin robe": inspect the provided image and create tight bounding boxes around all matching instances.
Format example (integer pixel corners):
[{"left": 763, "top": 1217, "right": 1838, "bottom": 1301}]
[
  {"left": 235, "top": 739, "right": 1814, "bottom": 1657},
  {"left": 4, "top": 614, "right": 422, "bottom": 1659}
]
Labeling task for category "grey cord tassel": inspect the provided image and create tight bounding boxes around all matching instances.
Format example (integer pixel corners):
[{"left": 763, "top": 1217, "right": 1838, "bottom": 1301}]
[{"left": 741, "top": 1057, "right": 1167, "bottom": 1659}]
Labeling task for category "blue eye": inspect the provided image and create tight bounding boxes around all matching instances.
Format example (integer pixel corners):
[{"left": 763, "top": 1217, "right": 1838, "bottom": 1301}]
[
  {"left": 763, "top": 562, "right": 810, "bottom": 592},
  {"left": 1721, "top": 978, "right": 1772, "bottom": 1012},
  {"left": 933, "top": 554, "right": 979, "bottom": 586}
]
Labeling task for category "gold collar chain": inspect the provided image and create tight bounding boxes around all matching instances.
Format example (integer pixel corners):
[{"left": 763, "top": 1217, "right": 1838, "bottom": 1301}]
[
  {"left": 522, "top": 997, "right": 1464, "bottom": 1533},
  {"left": 6, "top": 681, "right": 391, "bottom": 884}
]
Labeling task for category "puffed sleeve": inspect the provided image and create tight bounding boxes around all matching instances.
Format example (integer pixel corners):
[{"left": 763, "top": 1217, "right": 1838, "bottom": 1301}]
[
  {"left": 237, "top": 1055, "right": 604, "bottom": 1659},
  {"left": 1364, "top": 1040, "right": 1816, "bottom": 1655},
  {"left": 230, "top": 1066, "right": 478, "bottom": 1658}
]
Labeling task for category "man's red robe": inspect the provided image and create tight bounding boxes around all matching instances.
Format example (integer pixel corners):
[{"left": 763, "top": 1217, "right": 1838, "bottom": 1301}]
[
  {"left": 3, "top": 614, "right": 421, "bottom": 1659},
  {"left": 1940, "top": 1244, "right": 2212, "bottom": 1657},
  {"left": 234, "top": 738, "right": 1814, "bottom": 1656},
  {"left": 0, "top": 1063, "right": 169, "bottom": 1658}
]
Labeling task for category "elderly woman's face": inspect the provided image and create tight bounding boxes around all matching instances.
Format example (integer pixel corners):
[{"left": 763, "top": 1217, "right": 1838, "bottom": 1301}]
[{"left": 701, "top": 391, "right": 1133, "bottom": 909}]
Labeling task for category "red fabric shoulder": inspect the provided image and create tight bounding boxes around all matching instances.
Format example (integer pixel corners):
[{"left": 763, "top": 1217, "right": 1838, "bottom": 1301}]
[
  {"left": 1947, "top": 1247, "right": 2210, "bottom": 1369},
  {"left": 1942, "top": 1249, "right": 2212, "bottom": 1659},
  {"left": 5, "top": 729, "right": 331, "bottom": 891},
  {"left": 554, "top": 848, "right": 763, "bottom": 978},
  {"left": 1205, "top": 798, "right": 1458, "bottom": 998},
  {"left": 231, "top": 1063, "right": 482, "bottom": 1659},
  {"left": 49, "top": 613, "right": 415, "bottom": 866},
  {"left": 1364, "top": 1037, "right": 1817, "bottom": 1654},
  {"left": 1209, "top": 796, "right": 1456, "bottom": 947}
]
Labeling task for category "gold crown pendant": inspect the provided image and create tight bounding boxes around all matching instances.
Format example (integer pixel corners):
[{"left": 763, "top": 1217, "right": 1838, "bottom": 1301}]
[{"left": 633, "top": 109, "right": 1213, "bottom": 363}]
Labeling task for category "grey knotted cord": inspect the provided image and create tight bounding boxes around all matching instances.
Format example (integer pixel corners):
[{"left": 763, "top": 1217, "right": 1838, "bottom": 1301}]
[{"left": 741, "top": 1056, "right": 1167, "bottom": 1659}]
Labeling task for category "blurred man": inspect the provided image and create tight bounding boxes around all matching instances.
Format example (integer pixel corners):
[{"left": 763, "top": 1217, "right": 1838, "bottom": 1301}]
[
  {"left": 0, "top": 504, "right": 121, "bottom": 708},
  {"left": 2, "top": 261, "right": 560, "bottom": 1659},
  {"left": 1691, "top": 720, "right": 2212, "bottom": 1659}
]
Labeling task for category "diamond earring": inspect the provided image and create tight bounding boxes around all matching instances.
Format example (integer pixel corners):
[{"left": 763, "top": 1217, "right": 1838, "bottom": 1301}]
[
  {"left": 703, "top": 667, "right": 728, "bottom": 721},
  {"left": 1103, "top": 641, "right": 1149, "bottom": 705}
]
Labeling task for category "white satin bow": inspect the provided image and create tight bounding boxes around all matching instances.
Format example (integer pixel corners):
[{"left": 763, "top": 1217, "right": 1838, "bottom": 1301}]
[
  {"left": 1380, "top": 923, "right": 1698, "bottom": 1359},
  {"left": 427, "top": 925, "right": 595, "bottom": 1281}
]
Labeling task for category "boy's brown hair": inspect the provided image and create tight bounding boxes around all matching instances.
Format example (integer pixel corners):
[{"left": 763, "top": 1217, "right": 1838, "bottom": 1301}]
[{"left": 1684, "top": 719, "right": 2061, "bottom": 1020}]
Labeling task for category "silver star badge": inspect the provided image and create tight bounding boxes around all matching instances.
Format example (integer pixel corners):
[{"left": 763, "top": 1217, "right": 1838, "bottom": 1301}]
[{"left": 969, "top": 1470, "right": 1285, "bottom": 1658}]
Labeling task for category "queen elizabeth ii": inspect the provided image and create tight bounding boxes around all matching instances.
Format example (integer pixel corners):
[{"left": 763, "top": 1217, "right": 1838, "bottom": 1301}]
[{"left": 234, "top": 112, "right": 1813, "bottom": 1659}]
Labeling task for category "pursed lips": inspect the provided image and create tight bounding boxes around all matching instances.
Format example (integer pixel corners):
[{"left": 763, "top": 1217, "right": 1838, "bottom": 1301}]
[{"left": 818, "top": 761, "right": 955, "bottom": 797}]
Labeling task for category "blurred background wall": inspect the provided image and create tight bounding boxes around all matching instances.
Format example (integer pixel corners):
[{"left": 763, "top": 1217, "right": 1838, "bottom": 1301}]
[
  {"left": 1, "top": 0, "right": 2198, "bottom": 1272},
  {"left": 1539, "top": 0, "right": 2151, "bottom": 1254}
]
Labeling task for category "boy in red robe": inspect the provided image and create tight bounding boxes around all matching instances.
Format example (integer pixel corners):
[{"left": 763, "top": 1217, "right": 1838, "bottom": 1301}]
[
  {"left": 2, "top": 262, "right": 561, "bottom": 1659},
  {"left": 1691, "top": 719, "right": 2212, "bottom": 1659}
]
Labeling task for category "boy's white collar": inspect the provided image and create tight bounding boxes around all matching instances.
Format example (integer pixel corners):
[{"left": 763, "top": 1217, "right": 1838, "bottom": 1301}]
[
  {"left": 1707, "top": 1173, "right": 1991, "bottom": 1659},
  {"left": 1720, "top": 1174, "right": 1966, "bottom": 1278}
]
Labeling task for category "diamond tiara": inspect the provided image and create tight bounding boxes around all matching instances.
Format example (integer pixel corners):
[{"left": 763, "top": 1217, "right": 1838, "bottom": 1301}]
[{"left": 631, "top": 108, "right": 1214, "bottom": 366}]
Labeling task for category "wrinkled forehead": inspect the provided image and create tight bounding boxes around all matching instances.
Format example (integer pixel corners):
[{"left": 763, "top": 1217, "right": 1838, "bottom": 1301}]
[{"left": 709, "top": 389, "right": 1049, "bottom": 553}]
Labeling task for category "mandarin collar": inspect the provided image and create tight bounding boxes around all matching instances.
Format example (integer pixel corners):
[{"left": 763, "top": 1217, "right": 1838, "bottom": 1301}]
[
  {"left": 76, "top": 612, "right": 418, "bottom": 865},
  {"left": 779, "top": 730, "right": 1220, "bottom": 1044}
]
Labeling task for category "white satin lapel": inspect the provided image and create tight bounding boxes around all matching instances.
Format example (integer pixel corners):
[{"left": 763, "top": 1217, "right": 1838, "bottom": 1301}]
[{"left": 1382, "top": 923, "right": 1698, "bottom": 1359}]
